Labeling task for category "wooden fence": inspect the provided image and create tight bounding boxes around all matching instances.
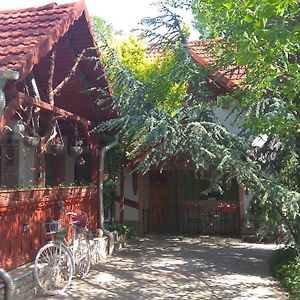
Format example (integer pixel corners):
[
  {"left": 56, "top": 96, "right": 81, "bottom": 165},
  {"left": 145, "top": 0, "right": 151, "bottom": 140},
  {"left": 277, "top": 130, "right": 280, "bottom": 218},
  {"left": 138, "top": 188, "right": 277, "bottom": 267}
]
[{"left": 0, "top": 186, "right": 98, "bottom": 270}]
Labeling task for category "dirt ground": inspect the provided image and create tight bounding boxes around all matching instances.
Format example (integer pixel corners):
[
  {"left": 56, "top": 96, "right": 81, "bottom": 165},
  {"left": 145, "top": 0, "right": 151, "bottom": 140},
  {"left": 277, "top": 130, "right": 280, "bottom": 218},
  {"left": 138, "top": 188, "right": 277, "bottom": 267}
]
[{"left": 37, "top": 235, "right": 288, "bottom": 299}]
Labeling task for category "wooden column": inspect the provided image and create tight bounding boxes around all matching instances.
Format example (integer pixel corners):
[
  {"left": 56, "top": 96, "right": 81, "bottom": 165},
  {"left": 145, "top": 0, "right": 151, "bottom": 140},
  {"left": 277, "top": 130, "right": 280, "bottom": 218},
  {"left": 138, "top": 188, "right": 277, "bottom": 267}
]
[
  {"left": 119, "top": 166, "right": 125, "bottom": 224},
  {"left": 80, "top": 122, "right": 100, "bottom": 228},
  {"left": 80, "top": 122, "right": 98, "bottom": 185},
  {"left": 138, "top": 173, "right": 145, "bottom": 233},
  {"left": 238, "top": 186, "right": 246, "bottom": 235},
  {"left": 35, "top": 147, "right": 45, "bottom": 187}
]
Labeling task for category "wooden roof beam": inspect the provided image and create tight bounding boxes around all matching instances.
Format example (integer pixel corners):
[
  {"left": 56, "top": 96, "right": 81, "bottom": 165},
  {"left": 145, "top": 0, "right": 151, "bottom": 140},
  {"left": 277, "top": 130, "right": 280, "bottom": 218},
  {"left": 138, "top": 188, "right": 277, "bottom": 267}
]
[{"left": 0, "top": 91, "right": 93, "bottom": 133}]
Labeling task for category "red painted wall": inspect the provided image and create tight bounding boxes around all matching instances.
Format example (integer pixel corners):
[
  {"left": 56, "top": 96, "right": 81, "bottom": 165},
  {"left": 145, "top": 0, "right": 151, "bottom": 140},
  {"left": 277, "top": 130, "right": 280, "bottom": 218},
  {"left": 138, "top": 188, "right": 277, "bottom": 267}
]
[{"left": 0, "top": 186, "right": 98, "bottom": 270}]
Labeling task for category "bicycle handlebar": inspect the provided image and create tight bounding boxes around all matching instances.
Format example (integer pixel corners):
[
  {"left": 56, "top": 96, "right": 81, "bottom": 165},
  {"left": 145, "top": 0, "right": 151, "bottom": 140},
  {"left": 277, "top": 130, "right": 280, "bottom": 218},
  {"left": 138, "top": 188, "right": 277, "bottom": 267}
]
[
  {"left": 66, "top": 212, "right": 78, "bottom": 217},
  {"left": 66, "top": 211, "right": 88, "bottom": 227}
]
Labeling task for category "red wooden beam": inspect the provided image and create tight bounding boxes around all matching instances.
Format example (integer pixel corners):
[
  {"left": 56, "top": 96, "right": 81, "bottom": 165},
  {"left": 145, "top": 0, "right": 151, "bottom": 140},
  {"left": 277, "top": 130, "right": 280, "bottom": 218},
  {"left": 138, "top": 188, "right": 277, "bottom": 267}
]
[
  {"left": 119, "top": 166, "right": 125, "bottom": 224},
  {"left": 19, "top": 93, "right": 93, "bottom": 126},
  {"left": 0, "top": 92, "right": 93, "bottom": 133},
  {"left": 80, "top": 122, "right": 99, "bottom": 185},
  {"left": 115, "top": 197, "right": 139, "bottom": 210}
]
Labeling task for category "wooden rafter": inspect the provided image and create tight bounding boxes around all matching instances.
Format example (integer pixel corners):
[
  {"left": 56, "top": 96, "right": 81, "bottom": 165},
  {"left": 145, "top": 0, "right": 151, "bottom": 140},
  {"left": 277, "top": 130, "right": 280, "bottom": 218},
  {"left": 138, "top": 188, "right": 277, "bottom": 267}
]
[
  {"left": 53, "top": 48, "right": 87, "bottom": 96},
  {"left": 0, "top": 92, "right": 93, "bottom": 133}
]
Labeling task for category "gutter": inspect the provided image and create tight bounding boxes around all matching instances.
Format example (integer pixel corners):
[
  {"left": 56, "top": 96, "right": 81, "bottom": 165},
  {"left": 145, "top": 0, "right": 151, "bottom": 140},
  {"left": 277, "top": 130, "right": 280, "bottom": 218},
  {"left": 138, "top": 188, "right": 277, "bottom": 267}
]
[
  {"left": 0, "top": 70, "right": 18, "bottom": 299},
  {"left": 0, "top": 70, "right": 19, "bottom": 113},
  {"left": 0, "top": 268, "right": 15, "bottom": 300},
  {"left": 98, "top": 135, "right": 118, "bottom": 255}
]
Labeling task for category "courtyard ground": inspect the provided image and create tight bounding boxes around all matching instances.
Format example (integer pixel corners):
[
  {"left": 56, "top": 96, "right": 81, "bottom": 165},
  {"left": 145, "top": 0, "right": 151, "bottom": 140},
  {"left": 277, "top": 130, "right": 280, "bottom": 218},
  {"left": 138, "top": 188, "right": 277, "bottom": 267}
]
[{"left": 37, "top": 235, "right": 288, "bottom": 299}]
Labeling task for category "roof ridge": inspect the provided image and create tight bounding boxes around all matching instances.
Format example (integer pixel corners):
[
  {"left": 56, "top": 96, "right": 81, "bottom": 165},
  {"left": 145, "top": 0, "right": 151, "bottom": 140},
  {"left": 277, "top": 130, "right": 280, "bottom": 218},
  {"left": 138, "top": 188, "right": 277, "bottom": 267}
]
[
  {"left": 0, "top": 6, "right": 70, "bottom": 20},
  {"left": 36, "top": 2, "right": 57, "bottom": 11},
  {"left": 0, "top": 2, "right": 76, "bottom": 14}
]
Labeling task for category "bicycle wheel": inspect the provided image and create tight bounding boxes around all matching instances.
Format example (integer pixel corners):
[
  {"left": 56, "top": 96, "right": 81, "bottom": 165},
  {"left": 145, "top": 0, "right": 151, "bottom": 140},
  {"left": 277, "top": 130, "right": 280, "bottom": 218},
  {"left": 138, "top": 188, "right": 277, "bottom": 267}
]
[
  {"left": 34, "top": 241, "right": 74, "bottom": 295},
  {"left": 76, "top": 231, "right": 91, "bottom": 277}
]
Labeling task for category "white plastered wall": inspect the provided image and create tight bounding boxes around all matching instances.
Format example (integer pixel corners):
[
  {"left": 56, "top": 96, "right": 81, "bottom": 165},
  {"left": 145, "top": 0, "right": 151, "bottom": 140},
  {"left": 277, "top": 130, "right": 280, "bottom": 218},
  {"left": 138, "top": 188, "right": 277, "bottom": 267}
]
[
  {"left": 14, "top": 124, "right": 77, "bottom": 187},
  {"left": 213, "top": 107, "right": 244, "bottom": 135},
  {"left": 214, "top": 107, "right": 249, "bottom": 223},
  {"left": 9, "top": 120, "right": 36, "bottom": 187}
]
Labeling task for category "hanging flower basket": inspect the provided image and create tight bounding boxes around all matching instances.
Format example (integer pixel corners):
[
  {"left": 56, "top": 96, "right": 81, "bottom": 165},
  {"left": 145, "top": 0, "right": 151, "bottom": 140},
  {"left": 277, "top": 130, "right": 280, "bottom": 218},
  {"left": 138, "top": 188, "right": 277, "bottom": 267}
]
[
  {"left": 69, "top": 145, "right": 83, "bottom": 156},
  {"left": 50, "top": 143, "right": 64, "bottom": 154},
  {"left": 48, "top": 121, "right": 65, "bottom": 155},
  {"left": 23, "top": 136, "right": 40, "bottom": 147}
]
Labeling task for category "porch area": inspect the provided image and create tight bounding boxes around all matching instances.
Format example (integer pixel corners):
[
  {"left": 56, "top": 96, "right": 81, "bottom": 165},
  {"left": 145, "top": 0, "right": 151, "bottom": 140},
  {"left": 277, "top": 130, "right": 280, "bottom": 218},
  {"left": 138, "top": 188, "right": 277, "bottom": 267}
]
[{"left": 143, "top": 170, "right": 241, "bottom": 236}]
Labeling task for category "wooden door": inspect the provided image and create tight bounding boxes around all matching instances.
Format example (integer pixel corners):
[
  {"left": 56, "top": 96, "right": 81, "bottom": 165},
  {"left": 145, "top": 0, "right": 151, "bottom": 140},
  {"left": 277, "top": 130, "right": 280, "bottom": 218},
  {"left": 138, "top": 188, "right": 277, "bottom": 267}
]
[{"left": 149, "top": 174, "right": 169, "bottom": 232}]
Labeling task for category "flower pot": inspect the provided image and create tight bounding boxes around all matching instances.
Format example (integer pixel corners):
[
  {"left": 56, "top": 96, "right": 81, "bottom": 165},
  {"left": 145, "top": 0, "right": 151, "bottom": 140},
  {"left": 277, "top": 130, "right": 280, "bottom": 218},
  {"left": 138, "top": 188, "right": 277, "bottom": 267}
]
[
  {"left": 50, "top": 143, "right": 64, "bottom": 154},
  {"left": 23, "top": 136, "right": 40, "bottom": 147},
  {"left": 69, "top": 145, "right": 83, "bottom": 156}
]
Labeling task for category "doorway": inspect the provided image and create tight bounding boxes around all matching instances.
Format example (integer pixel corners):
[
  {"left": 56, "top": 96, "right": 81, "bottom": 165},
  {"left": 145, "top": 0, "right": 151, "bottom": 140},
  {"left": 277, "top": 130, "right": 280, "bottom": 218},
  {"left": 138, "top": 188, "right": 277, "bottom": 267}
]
[{"left": 148, "top": 172, "right": 169, "bottom": 232}]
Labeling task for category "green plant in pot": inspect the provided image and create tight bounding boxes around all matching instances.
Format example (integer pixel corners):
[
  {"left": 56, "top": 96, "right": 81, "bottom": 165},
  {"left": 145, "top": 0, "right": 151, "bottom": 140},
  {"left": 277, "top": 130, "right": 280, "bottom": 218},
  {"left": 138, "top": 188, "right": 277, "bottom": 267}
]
[
  {"left": 50, "top": 136, "right": 64, "bottom": 154},
  {"left": 56, "top": 226, "right": 67, "bottom": 240},
  {"left": 69, "top": 138, "right": 84, "bottom": 156},
  {"left": 109, "top": 223, "right": 136, "bottom": 239}
]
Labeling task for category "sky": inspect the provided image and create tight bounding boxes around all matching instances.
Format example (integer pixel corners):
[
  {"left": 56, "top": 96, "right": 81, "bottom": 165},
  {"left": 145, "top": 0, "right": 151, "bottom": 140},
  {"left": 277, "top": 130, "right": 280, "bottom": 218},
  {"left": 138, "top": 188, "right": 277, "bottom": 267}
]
[{"left": 0, "top": 0, "right": 198, "bottom": 38}]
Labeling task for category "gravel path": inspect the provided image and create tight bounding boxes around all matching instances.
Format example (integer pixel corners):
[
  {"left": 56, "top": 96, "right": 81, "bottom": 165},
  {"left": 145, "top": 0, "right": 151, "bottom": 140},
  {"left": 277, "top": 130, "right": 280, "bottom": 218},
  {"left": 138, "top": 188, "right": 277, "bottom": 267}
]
[{"left": 37, "top": 235, "right": 288, "bottom": 299}]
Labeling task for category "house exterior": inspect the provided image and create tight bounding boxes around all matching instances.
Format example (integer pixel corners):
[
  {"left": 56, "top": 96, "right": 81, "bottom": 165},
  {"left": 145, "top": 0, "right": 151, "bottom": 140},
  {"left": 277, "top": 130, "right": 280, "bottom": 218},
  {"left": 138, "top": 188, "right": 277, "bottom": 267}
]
[
  {"left": 115, "top": 40, "right": 251, "bottom": 237},
  {"left": 0, "top": 1, "right": 113, "bottom": 270}
]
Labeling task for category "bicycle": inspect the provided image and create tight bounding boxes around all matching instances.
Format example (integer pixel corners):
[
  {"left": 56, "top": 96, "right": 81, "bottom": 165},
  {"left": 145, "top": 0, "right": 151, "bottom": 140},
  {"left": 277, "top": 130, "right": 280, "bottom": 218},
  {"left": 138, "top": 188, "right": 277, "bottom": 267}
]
[{"left": 34, "top": 211, "right": 92, "bottom": 295}]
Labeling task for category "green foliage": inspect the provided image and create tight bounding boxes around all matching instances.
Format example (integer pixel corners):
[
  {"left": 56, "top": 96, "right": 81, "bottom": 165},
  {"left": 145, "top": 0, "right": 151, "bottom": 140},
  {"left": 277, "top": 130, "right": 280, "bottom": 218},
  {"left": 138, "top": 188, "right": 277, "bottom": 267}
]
[
  {"left": 109, "top": 223, "right": 136, "bottom": 238},
  {"left": 192, "top": 0, "right": 300, "bottom": 137},
  {"left": 91, "top": 1, "right": 300, "bottom": 248},
  {"left": 91, "top": 16, "right": 123, "bottom": 45},
  {"left": 114, "top": 35, "right": 187, "bottom": 114},
  {"left": 270, "top": 248, "right": 300, "bottom": 299},
  {"left": 190, "top": 0, "right": 300, "bottom": 247}
]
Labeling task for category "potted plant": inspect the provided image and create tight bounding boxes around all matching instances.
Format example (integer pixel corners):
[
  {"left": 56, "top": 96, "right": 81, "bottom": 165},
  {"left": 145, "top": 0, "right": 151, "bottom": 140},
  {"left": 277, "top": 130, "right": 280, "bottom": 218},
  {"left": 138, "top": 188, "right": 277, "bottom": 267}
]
[
  {"left": 50, "top": 136, "right": 64, "bottom": 154},
  {"left": 69, "top": 139, "right": 84, "bottom": 156}
]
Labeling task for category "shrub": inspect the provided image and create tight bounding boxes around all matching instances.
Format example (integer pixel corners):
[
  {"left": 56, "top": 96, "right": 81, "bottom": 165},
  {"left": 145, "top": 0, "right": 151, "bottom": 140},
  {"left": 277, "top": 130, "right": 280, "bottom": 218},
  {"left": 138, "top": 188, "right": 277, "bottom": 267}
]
[
  {"left": 109, "top": 223, "right": 136, "bottom": 239},
  {"left": 269, "top": 247, "right": 300, "bottom": 299}
]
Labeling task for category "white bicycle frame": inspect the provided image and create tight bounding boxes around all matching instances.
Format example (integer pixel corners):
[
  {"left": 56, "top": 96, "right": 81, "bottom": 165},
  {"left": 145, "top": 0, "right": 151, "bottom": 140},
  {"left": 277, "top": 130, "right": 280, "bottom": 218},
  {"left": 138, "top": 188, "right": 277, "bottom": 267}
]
[{"left": 65, "top": 212, "right": 82, "bottom": 270}]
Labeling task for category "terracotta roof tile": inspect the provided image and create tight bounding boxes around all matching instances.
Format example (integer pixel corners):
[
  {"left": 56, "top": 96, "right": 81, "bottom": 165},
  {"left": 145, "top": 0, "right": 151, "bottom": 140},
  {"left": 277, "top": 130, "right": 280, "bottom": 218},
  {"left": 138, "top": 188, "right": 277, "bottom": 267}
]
[
  {"left": 148, "top": 40, "right": 246, "bottom": 92},
  {"left": 0, "top": 0, "right": 87, "bottom": 79},
  {"left": 188, "top": 39, "right": 246, "bottom": 91}
]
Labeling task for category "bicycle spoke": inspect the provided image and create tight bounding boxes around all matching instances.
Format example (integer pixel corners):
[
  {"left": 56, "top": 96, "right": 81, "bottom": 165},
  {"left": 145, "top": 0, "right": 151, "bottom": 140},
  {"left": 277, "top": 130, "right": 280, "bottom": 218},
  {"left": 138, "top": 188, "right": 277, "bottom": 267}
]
[
  {"left": 76, "top": 232, "right": 91, "bottom": 277},
  {"left": 34, "top": 242, "right": 74, "bottom": 295}
]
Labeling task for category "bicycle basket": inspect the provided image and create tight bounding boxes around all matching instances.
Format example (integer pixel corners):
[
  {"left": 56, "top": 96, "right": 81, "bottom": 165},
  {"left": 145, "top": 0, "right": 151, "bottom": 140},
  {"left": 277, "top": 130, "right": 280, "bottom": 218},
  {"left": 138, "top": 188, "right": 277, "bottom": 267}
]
[
  {"left": 45, "top": 220, "right": 62, "bottom": 234},
  {"left": 71, "top": 212, "right": 88, "bottom": 228}
]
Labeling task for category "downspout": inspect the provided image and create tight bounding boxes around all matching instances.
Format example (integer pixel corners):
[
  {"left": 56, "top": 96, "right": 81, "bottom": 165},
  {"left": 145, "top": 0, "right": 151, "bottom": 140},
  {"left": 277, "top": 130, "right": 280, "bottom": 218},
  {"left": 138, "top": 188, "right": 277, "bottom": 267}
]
[
  {"left": 0, "top": 70, "right": 18, "bottom": 300},
  {"left": 0, "top": 269, "right": 14, "bottom": 300},
  {"left": 0, "top": 70, "right": 19, "bottom": 113},
  {"left": 99, "top": 135, "right": 118, "bottom": 255}
]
